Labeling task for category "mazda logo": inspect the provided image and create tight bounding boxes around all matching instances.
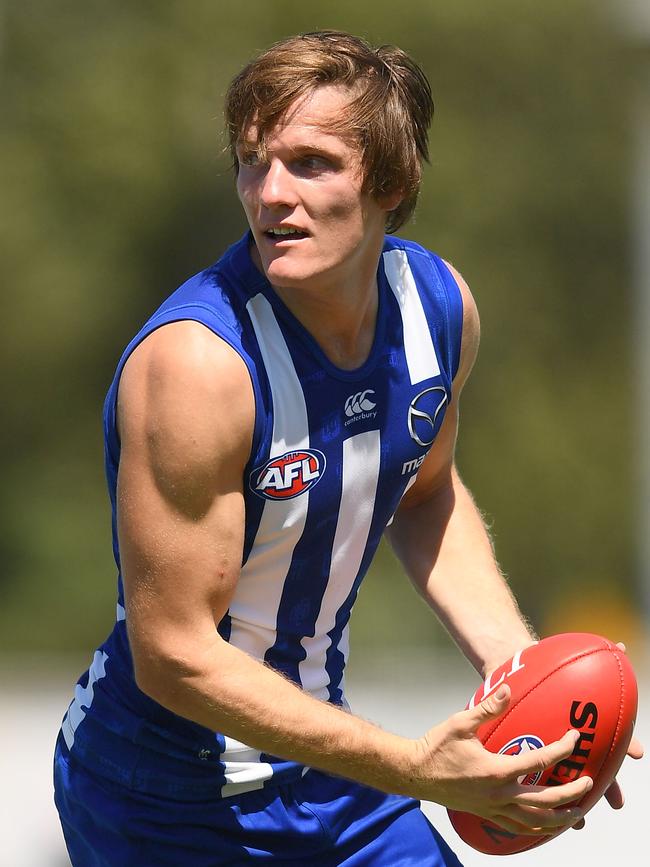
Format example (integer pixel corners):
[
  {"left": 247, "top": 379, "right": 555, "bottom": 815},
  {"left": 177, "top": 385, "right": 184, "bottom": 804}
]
[{"left": 407, "top": 386, "right": 448, "bottom": 446}]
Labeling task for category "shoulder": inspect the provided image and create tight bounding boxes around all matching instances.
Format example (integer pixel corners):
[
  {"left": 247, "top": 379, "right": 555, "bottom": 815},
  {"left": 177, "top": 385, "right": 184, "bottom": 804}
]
[
  {"left": 381, "top": 234, "right": 436, "bottom": 267},
  {"left": 441, "top": 260, "right": 480, "bottom": 391},
  {"left": 118, "top": 322, "right": 254, "bottom": 507},
  {"left": 381, "top": 235, "right": 465, "bottom": 308},
  {"left": 383, "top": 236, "right": 479, "bottom": 391},
  {"left": 120, "top": 319, "right": 252, "bottom": 409},
  {"left": 382, "top": 233, "right": 446, "bottom": 264},
  {"left": 148, "top": 234, "right": 258, "bottom": 336}
]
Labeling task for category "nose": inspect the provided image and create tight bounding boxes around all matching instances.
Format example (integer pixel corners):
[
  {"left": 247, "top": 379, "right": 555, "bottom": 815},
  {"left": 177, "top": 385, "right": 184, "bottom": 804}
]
[{"left": 259, "top": 158, "right": 298, "bottom": 210}]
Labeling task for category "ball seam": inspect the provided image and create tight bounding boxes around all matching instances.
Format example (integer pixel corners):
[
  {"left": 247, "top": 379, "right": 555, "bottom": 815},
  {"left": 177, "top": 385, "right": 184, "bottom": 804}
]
[{"left": 482, "top": 645, "right": 608, "bottom": 745}]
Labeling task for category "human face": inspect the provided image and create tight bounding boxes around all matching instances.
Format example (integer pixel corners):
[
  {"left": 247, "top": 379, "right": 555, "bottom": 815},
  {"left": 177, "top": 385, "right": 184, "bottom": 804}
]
[{"left": 236, "top": 86, "right": 395, "bottom": 294}]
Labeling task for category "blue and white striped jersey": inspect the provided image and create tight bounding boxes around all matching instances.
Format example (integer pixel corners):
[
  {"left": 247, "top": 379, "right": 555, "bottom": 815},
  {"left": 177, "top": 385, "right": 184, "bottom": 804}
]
[{"left": 59, "top": 232, "right": 463, "bottom": 800}]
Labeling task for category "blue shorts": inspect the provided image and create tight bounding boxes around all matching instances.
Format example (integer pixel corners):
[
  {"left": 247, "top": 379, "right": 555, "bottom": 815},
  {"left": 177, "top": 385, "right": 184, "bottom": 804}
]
[{"left": 54, "top": 736, "right": 463, "bottom": 866}]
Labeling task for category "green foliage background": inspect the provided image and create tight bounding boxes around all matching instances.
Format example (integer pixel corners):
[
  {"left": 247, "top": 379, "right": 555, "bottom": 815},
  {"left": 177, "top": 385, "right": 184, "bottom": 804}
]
[{"left": 1, "top": 0, "right": 641, "bottom": 654}]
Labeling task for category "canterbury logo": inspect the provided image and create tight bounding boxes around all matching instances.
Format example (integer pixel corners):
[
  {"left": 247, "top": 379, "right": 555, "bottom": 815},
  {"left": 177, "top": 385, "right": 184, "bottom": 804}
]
[{"left": 344, "top": 389, "right": 376, "bottom": 418}]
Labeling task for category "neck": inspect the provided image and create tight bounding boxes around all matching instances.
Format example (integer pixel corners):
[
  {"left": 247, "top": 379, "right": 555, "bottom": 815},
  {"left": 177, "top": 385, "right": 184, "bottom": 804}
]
[
  {"left": 251, "top": 241, "right": 383, "bottom": 371},
  {"left": 278, "top": 275, "right": 379, "bottom": 370}
]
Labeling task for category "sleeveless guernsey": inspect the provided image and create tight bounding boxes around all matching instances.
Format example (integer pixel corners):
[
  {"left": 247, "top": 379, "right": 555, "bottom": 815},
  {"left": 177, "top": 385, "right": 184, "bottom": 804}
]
[{"left": 58, "top": 232, "right": 463, "bottom": 801}]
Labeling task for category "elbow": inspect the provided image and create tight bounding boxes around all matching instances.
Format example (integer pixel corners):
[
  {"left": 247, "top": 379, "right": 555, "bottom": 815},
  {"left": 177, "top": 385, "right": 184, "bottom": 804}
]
[
  {"left": 132, "top": 652, "right": 171, "bottom": 705},
  {"left": 128, "top": 629, "right": 210, "bottom": 710},
  {"left": 131, "top": 644, "right": 184, "bottom": 708}
]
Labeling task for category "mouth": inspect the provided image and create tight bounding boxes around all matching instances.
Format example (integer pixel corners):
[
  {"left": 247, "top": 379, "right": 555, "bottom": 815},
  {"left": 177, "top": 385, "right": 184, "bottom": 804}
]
[{"left": 262, "top": 226, "right": 309, "bottom": 242}]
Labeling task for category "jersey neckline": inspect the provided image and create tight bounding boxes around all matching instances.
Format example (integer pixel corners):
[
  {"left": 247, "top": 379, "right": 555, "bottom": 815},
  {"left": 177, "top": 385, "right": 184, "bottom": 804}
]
[{"left": 226, "top": 232, "right": 390, "bottom": 383}]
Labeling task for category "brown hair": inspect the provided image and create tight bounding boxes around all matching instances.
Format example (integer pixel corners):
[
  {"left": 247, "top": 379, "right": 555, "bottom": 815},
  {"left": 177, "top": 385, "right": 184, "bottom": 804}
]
[{"left": 225, "top": 31, "right": 433, "bottom": 232}]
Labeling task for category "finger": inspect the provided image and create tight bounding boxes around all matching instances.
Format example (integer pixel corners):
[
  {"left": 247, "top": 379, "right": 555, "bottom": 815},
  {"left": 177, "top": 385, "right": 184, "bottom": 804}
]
[
  {"left": 616, "top": 642, "right": 626, "bottom": 653},
  {"left": 466, "top": 684, "right": 511, "bottom": 730},
  {"left": 605, "top": 779, "right": 624, "bottom": 810},
  {"left": 490, "top": 814, "right": 538, "bottom": 835},
  {"left": 627, "top": 736, "right": 644, "bottom": 760},
  {"left": 571, "top": 818, "right": 586, "bottom": 830},
  {"left": 490, "top": 815, "right": 552, "bottom": 837},
  {"left": 509, "top": 775, "right": 592, "bottom": 808},
  {"left": 491, "top": 805, "right": 581, "bottom": 836},
  {"left": 506, "top": 804, "right": 584, "bottom": 831},
  {"left": 506, "top": 729, "right": 581, "bottom": 780}
]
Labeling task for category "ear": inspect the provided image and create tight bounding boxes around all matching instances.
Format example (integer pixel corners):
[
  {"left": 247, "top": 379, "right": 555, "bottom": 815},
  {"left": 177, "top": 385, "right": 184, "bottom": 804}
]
[
  {"left": 378, "top": 189, "right": 404, "bottom": 214},
  {"left": 380, "top": 190, "right": 404, "bottom": 211}
]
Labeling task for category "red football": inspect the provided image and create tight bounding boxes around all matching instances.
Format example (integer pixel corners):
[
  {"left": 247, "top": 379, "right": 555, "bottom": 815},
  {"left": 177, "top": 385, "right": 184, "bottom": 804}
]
[{"left": 447, "top": 633, "right": 638, "bottom": 855}]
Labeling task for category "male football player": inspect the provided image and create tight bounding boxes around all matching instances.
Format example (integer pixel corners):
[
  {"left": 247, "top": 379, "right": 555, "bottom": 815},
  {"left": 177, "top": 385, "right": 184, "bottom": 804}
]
[{"left": 54, "top": 31, "right": 638, "bottom": 865}]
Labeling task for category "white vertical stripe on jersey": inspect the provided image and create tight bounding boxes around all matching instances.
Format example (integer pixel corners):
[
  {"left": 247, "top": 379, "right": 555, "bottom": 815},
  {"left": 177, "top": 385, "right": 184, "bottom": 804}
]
[
  {"left": 228, "top": 293, "right": 310, "bottom": 660},
  {"left": 299, "top": 429, "right": 381, "bottom": 700},
  {"left": 61, "top": 650, "right": 108, "bottom": 749},
  {"left": 383, "top": 249, "right": 441, "bottom": 384},
  {"left": 220, "top": 292, "right": 310, "bottom": 796},
  {"left": 335, "top": 622, "right": 351, "bottom": 703},
  {"left": 247, "top": 293, "right": 310, "bottom": 453}
]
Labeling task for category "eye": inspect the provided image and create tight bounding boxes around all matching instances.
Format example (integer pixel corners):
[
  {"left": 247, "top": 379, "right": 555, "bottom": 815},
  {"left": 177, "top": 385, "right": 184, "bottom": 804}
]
[
  {"left": 295, "top": 154, "right": 335, "bottom": 173},
  {"left": 239, "top": 150, "right": 261, "bottom": 167}
]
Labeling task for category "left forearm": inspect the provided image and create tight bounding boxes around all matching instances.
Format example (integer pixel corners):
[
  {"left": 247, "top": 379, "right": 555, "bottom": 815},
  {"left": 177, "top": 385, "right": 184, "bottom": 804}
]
[{"left": 386, "top": 466, "right": 536, "bottom": 676}]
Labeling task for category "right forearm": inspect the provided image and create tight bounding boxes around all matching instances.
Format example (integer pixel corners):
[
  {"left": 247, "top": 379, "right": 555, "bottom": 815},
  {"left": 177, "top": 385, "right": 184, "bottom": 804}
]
[{"left": 135, "top": 633, "right": 420, "bottom": 796}]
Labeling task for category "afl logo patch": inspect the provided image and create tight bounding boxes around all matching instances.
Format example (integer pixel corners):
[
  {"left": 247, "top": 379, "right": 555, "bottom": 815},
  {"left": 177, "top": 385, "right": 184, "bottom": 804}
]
[
  {"left": 250, "top": 449, "right": 326, "bottom": 501},
  {"left": 498, "top": 735, "right": 545, "bottom": 785}
]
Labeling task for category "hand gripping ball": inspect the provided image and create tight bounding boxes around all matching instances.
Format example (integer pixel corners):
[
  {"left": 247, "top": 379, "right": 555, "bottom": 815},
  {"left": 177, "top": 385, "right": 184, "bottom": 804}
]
[{"left": 447, "top": 633, "right": 638, "bottom": 855}]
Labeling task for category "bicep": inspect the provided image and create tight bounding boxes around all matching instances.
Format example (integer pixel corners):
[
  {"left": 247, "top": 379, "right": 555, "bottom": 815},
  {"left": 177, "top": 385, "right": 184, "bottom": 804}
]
[{"left": 116, "top": 321, "right": 254, "bottom": 674}]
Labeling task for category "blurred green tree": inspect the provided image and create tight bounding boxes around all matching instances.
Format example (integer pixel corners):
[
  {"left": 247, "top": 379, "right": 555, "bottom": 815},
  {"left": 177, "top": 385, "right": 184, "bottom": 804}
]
[{"left": 0, "top": 0, "right": 638, "bottom": 654}]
